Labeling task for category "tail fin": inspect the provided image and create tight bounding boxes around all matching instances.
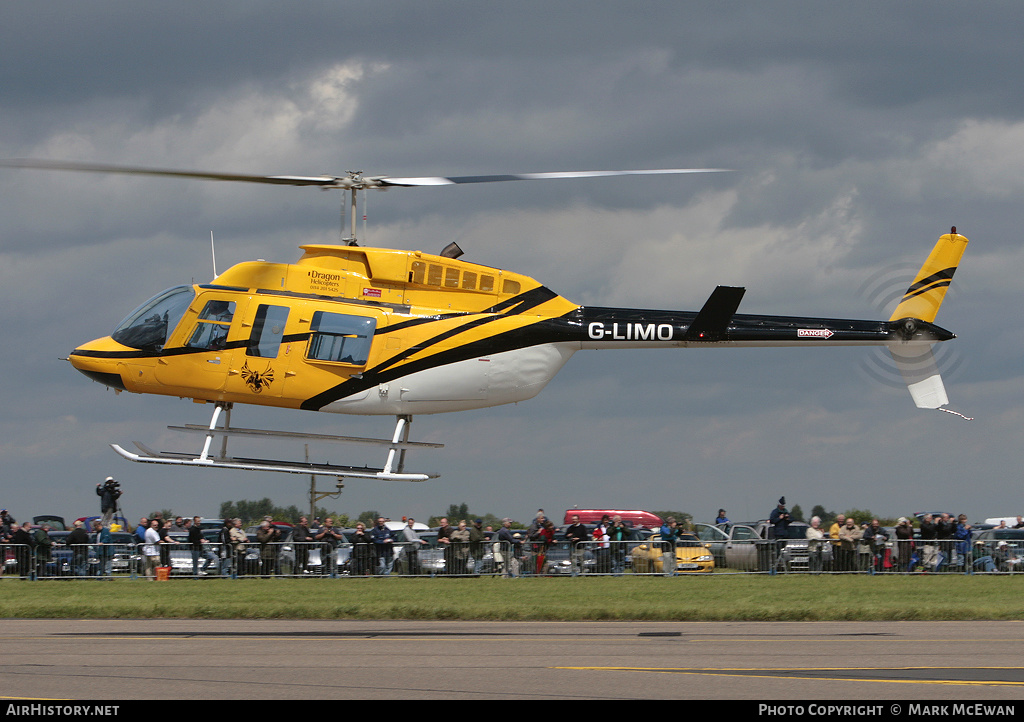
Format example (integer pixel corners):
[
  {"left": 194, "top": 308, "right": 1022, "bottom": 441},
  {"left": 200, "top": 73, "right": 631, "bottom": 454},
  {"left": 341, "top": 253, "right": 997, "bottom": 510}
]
[
  {"left": 887, "top": 228, "right": 971, "bottom": 418},
  {"left": 888, "top": 228, "right": 969, "bottom": 323}
]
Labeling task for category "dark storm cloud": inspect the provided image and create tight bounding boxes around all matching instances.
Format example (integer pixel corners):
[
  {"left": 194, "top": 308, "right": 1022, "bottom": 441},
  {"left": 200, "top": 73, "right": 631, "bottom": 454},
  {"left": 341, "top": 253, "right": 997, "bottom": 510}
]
[{"left": 1, "top": 2, "right": 1021, "bottom": 525}]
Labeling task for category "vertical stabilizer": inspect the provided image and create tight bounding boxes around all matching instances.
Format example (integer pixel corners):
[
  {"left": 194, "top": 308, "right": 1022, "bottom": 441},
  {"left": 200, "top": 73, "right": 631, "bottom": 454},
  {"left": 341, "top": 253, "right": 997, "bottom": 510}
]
[{"left": 888, "top": 229, "right": 969, "bottom": 323}]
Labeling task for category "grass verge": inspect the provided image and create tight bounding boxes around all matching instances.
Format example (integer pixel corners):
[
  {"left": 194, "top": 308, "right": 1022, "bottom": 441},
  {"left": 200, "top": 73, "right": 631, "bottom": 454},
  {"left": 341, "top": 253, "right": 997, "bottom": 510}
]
[{"left": 2, "top": 575, "right": 1023, "bottom": 621}]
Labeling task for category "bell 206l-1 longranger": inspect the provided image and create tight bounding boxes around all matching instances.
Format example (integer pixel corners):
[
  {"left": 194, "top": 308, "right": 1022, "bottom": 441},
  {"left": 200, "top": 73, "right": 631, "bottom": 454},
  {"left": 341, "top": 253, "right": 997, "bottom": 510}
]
[{"left": 2, "top": 160, "right": 971, "bottom": 483}]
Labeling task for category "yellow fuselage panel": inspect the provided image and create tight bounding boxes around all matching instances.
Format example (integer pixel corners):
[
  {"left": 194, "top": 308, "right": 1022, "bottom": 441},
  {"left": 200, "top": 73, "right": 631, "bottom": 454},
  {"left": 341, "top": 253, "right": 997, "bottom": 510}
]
[
  {"left": 213, "top": 245, "right": 557, "bottom": 314},
  {"left": 69, "top": 245, "right": 581, "bottom": 411}
]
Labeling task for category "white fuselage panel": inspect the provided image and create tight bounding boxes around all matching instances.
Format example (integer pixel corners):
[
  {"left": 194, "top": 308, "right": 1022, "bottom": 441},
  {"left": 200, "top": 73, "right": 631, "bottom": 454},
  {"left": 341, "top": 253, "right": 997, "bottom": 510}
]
[{"left": 322, "top": 342, "right": 579, "bottom": 415}]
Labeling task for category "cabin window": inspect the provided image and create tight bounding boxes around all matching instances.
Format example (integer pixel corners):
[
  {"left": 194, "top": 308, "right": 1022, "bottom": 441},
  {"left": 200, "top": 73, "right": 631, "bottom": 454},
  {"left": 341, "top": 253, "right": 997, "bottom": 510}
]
[
  {"left": 247, "top": 305, "right": 290, "bottom": 358},
  {"left": 462, "top": 271, "right": 477, "bottom": 290},
  {"left": 307, "top": 311, "right": 376, "bottom": 365},
  {"left": 410, "top": 261, "right": 426, "bottom": 285},
  {"left": 186, "top": 300, "right": 236, "bottom": 350},
  {"left": 444, "top": 267, "right": 460, "bottom": 288},
  {"left": 502, "top": 279, "right": 521, "bottom": 295},
  {"left": 111, "top": 285, "right": 195, "bottom": 351},
  {"left": 427, "top": 264, "right": 443, "bottom": 286},
  {"left": 479, "top": 274, "right": 495, "bottom": 292}
]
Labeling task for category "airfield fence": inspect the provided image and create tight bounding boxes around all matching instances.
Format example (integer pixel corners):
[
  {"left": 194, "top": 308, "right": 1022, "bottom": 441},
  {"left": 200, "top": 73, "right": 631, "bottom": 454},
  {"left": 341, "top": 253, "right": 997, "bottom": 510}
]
[{"left": 1, "top": 538, "right": 1019, "bottom": 580}]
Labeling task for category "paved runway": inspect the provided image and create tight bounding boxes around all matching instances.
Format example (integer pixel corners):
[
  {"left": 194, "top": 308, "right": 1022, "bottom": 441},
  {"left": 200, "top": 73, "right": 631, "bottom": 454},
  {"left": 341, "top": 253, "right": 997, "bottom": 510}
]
[{"left": 2, "top": 619, "right": 1023, "bottom": 701}]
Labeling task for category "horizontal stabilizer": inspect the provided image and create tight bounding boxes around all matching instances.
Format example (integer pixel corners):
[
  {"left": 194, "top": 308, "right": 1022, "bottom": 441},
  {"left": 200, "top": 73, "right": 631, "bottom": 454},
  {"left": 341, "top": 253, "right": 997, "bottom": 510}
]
[{"left": 685, "top": 286, "right": 745, "bottom": 341}]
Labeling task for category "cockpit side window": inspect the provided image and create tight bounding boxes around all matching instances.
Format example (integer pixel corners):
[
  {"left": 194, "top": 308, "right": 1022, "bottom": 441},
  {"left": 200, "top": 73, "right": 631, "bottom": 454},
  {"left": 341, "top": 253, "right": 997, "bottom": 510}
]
[
  {"left": 186, "top": 300, "right": 235, "bottom": 350},
  {"left": 111, "top": 286, "right": 195, "bottom": 351},
  {"left": 306, "top": 311, "right": 376, "bottom": 365}
]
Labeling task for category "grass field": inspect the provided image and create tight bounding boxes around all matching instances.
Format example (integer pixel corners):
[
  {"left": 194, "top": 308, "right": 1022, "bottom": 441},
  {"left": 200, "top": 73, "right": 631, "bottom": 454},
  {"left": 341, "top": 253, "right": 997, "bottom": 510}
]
[{"left": 2, "top": 575, "right": 1023, "bottom": 621}]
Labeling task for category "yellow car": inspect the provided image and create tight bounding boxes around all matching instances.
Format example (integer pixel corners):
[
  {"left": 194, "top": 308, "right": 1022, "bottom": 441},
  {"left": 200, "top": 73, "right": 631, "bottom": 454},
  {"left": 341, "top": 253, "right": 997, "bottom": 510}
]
[{"left": 631, "top": 533, "right": 715, "bottom": 574}]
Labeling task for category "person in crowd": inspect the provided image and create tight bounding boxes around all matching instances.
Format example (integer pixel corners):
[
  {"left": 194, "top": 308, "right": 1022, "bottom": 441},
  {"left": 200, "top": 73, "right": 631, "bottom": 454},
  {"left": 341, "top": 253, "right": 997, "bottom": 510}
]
[
  {"left": 592, "top": 515, "right": 611, "bottom": 575},
  {"left": 157, "top": 518, "right": 173, "bottom": 568},
  {"left": 862, "top": 519, "right": 889, "bottom": 572},
  {"left": 972, "top": 540, "right": 997, "bottom": 573},
  {"left": 349, "top": 521, "right": 374, "bottom": 576},
  {"left": 93, "top": 520, "right": 114, "bottom": 577},
  {"left": 96, "top": 478, "right": 122, "bottom": 528},
  {"left": 142, "top": 518, "right": 162, "bottom": 579},
  {"left": 400, "top": 517, "right": 428, "bottom": 575},
  {"left": 188, "top": 516, "right": 217, "bottom": 577},
  {"left": 764, "top": 497, "right": 791, "bottom": 571},
  {"left": 715, "top": 509, "right": 729, "bottom": 524},
  {"left": 935, "top": 513, "right": 956, "bottom": 570},
  {"left": 292, "top": 516, "right": 311, "bottom": 576},
  {"left": 825, "top": 514, "right": 845, "bottom": 572},
  {"left": 468, "top": 519, "right": 487, "bottom": 575},
  {"left": 369, "top": 516, "right": 395, "bottom": 576},
  {"left": 918, "top": 513, "right": 938, "bottom": 572},
  {"left": 0, "top": 509, "right": 15, "bottom": 538},
  {"left": 450, "top": 519, "right": 472, "bottom": 575},
  {"left": 11, "top": 521, "right": 35, "bottom": 578},
  {"left": 564, "top": 514, "right": 589, "bottom": 577},
  {"left": 67, "top": 520, "right": 91, "bottom": 577},
  {"left": 1013, "top": 516, "right": 1024, "bottom": 529},
  {"left": 527, "top": 519, "right": 555, "bottom": 576},
  {"left": 496, "top": 518, "right": 519, "bottom": 577},
  {"left": 892, "top": 517, "right": 915, "bottom": 572},
  {"left": 256, "top": 520, "right": 281, "bottom": 577},
  {"left": 314, "top": 517, "right": 343, "bottom": 576},
  {"left": 837, "top": 516, "right": 860, "bottom": 572},
  {"left": 607, "top": 516, "right": 631, "bottom": 576},
  {"left": 527, "top": 510, "right": 548, "bottom": 536},
  {"left": 134, "top": 517, "right": 149, "bottom": 544},
  {"left": 436, "top": 517, "right": 455, "bottom": 575},
  {"left": 170, "top": 516, "right": 187, "bottom": 533},
  {"left": 954, "top": 514, "right": 973, "bottom": 569},
  {"left": 993, "top": 541, "right": 1020, "bottom": 572},
  {"left": 229, "top": 518, "right": 248, "bottom": 576},
  {"left": 32, "top": 523, "right": 52, "bottom": 578},
  {"left": 805, "top": 516, "right": 825, "bottom": 574},
  {"left": 218, "top": 518, "right": 235, "bottom": 576}
]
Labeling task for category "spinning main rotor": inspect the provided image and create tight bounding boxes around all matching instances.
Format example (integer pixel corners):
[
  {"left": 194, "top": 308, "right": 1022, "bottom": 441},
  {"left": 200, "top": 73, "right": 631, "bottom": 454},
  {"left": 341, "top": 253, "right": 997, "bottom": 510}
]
[{"left": 0, "top": 158, "right": 729, "bottom": 245}]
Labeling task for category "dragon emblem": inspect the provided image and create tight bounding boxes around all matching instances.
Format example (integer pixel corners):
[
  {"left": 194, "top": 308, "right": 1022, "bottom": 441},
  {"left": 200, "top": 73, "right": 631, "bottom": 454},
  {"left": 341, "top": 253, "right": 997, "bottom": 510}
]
[{"left": 240, "top": 360, "right": 275, "bottom": 393}]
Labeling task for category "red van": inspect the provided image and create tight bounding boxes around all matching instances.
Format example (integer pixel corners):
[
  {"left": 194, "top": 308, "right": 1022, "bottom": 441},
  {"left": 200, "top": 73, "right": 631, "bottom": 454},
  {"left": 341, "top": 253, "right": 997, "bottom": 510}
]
[{"left": 563, "top": 509, "right": 663, "bottom": 529}]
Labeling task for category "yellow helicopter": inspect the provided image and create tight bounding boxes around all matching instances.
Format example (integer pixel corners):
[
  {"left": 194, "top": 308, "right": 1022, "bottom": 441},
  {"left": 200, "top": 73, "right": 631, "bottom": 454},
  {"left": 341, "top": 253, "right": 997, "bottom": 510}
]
[{"left": 3, "top": 160, "right": 970, "bottom": 482}]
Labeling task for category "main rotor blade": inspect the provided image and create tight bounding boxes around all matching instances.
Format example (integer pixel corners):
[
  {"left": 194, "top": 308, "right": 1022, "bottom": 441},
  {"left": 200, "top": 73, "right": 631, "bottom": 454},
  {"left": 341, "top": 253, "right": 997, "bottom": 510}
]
[
  {"left": 0, "top": 159, "right": 341, "bottom": 187},
  {"left": 376, "top": 168, "right": 731, "bottom": 186},
  {"left": 1, "top": 159, "right": 731, "bottom": 190}
]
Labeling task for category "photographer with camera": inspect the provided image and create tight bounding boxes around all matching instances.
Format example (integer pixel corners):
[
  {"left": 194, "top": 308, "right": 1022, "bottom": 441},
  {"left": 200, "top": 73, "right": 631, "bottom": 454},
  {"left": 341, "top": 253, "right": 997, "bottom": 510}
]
[{"left": 96, "top": 477, "right": 122, "bottom": 527}]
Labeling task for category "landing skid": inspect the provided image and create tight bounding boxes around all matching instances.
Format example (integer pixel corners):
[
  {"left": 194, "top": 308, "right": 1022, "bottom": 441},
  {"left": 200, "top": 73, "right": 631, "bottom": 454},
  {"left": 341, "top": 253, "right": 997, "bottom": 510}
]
[{"left": 110, "top": 403, "right": 441, "bottom": 481}]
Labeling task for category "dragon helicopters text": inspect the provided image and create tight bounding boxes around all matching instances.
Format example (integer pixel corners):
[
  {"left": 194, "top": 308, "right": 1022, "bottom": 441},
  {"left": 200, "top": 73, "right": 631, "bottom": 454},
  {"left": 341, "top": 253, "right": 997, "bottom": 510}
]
[{"left": 1, "top": 159, "right": 971, "bottom": 483}]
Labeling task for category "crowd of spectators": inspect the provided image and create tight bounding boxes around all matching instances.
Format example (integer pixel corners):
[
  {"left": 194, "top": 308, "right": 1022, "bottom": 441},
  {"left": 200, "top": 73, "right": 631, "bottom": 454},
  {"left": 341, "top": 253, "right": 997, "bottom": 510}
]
[{"left": 3, "top": 502, "right": 1023, "bottom": 579}]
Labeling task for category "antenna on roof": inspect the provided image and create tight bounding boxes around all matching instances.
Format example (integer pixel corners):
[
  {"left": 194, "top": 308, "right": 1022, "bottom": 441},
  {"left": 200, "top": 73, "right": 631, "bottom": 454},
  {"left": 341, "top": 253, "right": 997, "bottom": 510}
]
[{"left": 210, "top": 231, "right": 218, "bottom": 279}]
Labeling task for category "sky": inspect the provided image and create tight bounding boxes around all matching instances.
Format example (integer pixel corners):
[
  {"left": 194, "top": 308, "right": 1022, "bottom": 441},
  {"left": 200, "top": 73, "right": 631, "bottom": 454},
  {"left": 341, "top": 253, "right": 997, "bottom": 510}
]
[{"left": 1, "top": 1, "right": 1021, "bottom": 527}]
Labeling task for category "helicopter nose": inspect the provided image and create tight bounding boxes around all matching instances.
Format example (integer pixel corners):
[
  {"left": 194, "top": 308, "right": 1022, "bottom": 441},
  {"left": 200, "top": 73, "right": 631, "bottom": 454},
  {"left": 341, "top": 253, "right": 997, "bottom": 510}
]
[{"left": 68, "top": 336, "right": 129, "bottom": 391}]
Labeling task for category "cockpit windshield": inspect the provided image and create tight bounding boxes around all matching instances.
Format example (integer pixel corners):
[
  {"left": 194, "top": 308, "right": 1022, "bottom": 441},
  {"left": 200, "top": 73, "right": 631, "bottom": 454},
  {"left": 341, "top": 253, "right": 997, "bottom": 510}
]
[{"left": 111, "top": 286, "right": 195, "bottom": 351}]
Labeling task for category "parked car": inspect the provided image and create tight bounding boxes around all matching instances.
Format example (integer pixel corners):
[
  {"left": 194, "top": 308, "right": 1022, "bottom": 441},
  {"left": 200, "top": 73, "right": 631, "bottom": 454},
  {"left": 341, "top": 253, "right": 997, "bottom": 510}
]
[
  {"left": 693, "top": 523, "right": 729, "bottom": 567},
  {"left": 391, "top": 530, "right": 496, "bottom": 575},
  {"left": 714, "top": 521, "right": 826, "bottom": 572},
  {"left": 33, "top": 515, "right": 66, "bottom": 531},
  {"left": 537, "top": 540, "right": 597, "bottom": 575},
  {"left": 630, "top": 533, "right": 715, "bottom": 574}
]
